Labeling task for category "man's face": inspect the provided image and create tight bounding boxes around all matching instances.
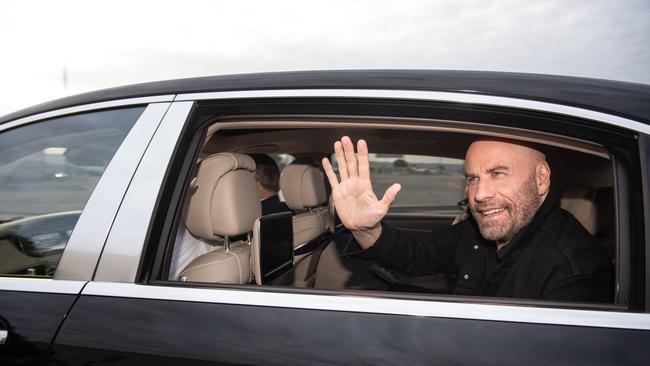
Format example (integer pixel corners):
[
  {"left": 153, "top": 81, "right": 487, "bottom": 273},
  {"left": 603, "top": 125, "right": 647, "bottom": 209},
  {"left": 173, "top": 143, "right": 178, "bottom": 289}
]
[{"left": 464, "top": 140, "right": 549, "bottom": 245}]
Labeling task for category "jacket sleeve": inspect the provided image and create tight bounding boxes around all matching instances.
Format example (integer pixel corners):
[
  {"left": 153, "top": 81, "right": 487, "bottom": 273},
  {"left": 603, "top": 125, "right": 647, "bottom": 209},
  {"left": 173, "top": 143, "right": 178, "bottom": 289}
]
[{"left": 344, "top": 221, "right": 462, "bottom": 277}]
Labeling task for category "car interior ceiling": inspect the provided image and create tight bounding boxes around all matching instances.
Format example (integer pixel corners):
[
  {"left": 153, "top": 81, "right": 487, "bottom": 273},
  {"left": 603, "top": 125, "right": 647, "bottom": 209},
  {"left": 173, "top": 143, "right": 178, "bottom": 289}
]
[{"left": 168, "top": 118, "right": 617, "bottom": 302}]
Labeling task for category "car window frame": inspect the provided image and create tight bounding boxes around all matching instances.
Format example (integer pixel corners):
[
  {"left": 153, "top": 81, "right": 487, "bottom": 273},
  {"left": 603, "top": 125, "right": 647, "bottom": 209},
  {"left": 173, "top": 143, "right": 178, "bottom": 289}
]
[
  {"left": 116, "top": 92, "right": 647, "bottom": 316},
  {"left": 168, "top": 119, "right": 621, "bottom": 304}
]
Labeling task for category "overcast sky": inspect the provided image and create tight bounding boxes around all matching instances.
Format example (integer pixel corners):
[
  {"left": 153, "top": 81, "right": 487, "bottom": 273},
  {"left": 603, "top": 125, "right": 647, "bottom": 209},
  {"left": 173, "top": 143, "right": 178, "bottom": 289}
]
[{"left": 1, "top": 0, "right": 648, "bottom": 116}]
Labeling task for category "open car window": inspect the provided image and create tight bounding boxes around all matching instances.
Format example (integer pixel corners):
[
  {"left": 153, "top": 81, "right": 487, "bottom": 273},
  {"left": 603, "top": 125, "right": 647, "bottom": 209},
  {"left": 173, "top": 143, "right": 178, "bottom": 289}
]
[{"left": 152, "top": 114, "right": 623, "bottom": 310}]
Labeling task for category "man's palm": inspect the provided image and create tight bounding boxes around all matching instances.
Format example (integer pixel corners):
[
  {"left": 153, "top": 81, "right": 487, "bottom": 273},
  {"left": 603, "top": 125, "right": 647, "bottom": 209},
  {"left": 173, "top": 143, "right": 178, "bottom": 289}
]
[{"left": 322, "top": 137, "right": 401, "bottom": 233}]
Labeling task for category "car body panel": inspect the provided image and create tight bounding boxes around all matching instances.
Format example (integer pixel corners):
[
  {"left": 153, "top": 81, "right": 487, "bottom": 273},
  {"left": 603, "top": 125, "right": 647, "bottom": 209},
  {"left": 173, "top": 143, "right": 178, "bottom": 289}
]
[
  {"left": 0, "top": 278, "right": 84, "bottom": 365},
  {"left": 49, "top": 285, "right": 650, "bottom": 365},
  {"left": 0, "top": 71, "right": 648, "bottom": 365},
  {"left": 81, "top": 282, "right": 650, "bottom": 330}
]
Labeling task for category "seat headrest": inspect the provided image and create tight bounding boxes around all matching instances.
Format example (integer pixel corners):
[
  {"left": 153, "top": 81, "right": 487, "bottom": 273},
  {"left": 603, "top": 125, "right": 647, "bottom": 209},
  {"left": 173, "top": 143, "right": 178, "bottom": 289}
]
[
  {"left": 186, "top": 153, "right": 261, "bottom": 240},
  {"left": 280, "top": 164, "right": 328, "bottom": 211},
  {"left": 560, "top": 186, "right": 597, "bottom": 235}
]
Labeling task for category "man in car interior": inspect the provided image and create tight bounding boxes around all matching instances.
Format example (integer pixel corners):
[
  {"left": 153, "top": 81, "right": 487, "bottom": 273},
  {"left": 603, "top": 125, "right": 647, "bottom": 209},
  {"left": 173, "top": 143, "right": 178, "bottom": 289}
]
[
  {"left": 250, "top": 153, "right": 291, "bottom": 215},
  {"left": 322, "top": 136, "right": 613, "bottom": 302}
]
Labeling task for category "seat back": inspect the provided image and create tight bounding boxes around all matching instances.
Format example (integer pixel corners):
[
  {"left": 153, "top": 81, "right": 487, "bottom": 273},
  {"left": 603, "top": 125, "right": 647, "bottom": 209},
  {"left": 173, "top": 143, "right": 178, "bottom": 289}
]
[
  {"left": 560, "top": 186, "right": 598, "bottom": 235},
  {"left": 177, "top": 153, "right": 261, "bottom": 283},
  {"left": 279, "top": 164, "right": 331, "bottom": 287},
  {"left": 280, "top": 164, "right": 331, "bottom": 247}
]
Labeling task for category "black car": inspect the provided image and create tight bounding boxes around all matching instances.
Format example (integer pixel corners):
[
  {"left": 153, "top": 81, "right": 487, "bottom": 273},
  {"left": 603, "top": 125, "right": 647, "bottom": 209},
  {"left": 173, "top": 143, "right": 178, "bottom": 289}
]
[{"left": 1, "top": 70, "right": 649, "bottom": 365}]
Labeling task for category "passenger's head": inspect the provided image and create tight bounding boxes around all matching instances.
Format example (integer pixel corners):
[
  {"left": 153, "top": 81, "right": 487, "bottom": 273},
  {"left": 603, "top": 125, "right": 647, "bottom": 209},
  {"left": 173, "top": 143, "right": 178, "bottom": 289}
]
[
  {"left": 464, "top": 138, "right": 551, "bottom": 246},
  {"left": 250, "top": 153, "right": 281, "bottom": 199}
]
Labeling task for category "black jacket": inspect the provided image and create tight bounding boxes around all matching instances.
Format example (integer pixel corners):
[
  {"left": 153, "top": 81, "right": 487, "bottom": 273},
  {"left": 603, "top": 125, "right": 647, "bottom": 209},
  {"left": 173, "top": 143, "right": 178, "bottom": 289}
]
[
  {"left": 261, "top": 194, "right": 291, "bottom": 216},
  {"left": 350, "top": 191, "right": 613, "bottom": 302}
]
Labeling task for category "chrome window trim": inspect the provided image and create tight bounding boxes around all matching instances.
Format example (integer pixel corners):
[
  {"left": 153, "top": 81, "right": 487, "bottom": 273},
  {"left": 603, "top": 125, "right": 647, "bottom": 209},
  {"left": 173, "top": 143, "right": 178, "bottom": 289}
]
[
  {"left": 0, "top": 277, "right": 85, "bottom": 294},
  {"left": 84, "top": 282, "right": 650, "bottom": 331},
  {"left": 176, "top": 89, "right": 650, "bottom": 135},
  {"left": 94, "top": 102, "right": 194, "bottom": 282},
  {"left": 55, "top": 103, "right": 172, "bottom": 280},
  {"left": 0, "top": 95, "right": 175, "bottom": 132}
]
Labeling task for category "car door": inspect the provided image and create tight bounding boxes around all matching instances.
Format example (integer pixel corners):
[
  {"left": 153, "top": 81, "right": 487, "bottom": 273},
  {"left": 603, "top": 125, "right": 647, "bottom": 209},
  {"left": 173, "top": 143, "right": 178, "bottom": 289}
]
[
  {"left": 0, "top": 99, "right": 170, "bottom": 365},
  {"left": 48, "top": 93, "right": 650, "bottom": 365}
]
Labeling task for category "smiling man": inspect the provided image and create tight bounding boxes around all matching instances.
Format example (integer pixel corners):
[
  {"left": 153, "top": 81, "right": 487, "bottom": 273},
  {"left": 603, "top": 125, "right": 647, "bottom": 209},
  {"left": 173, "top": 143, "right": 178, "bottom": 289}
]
[
  {"left": 466, "top": 139, "right": 549, "bottom": 250},
  {"left": 322, "top": 136, "right": 612, "bottom": 302}
]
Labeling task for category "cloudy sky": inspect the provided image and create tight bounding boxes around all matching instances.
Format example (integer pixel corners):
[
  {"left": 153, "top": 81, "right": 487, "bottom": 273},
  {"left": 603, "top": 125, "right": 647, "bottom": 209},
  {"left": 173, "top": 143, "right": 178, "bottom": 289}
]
[{"left": 1, "top": 0, "right": 648, "bottom": 116}]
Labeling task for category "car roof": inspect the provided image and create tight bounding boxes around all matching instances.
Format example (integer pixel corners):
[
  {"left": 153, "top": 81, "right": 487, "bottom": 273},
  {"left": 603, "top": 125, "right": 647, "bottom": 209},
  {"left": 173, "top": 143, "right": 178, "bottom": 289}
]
[{"left": 2, "top": 70, "right": 650, "bottom": 125}]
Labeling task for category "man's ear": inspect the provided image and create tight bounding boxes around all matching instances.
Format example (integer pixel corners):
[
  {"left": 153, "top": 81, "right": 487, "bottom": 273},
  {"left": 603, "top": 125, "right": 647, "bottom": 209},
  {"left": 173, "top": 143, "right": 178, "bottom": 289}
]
[{"left": 536, "top": 161, "right": 551, "bottom": 196}]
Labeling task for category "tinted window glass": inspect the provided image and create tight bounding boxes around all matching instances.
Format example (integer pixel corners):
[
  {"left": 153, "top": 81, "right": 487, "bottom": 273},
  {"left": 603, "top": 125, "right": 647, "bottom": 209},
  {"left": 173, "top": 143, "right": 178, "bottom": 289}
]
[{"left": 0, "top": 107, "right": 144, "bottom": 277}]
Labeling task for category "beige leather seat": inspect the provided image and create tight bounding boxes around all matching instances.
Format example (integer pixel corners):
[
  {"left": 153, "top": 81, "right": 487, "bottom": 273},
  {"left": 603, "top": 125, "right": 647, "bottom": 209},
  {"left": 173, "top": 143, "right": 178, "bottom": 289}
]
[
  {"left": 279, "top": 164, "right": 332, "bottom": 286},
  {"left": 560, "top": 186, "right": 598, "bottom": 235},
  {"left": 177, "top": 153, "right": 261, "bottom": 283},
  {"left": 561, "top": 185, "right": 619, "bottom": 263},
  {"left": 280, "top": 164, "right": 332, "bottom": 247}
]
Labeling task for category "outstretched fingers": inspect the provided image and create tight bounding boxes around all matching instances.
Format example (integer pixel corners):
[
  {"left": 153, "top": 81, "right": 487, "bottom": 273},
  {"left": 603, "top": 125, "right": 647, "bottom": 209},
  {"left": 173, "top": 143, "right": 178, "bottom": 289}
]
[
  {"left": 322, "top": 157, "right": 339, "bottom": 190},
  {"left": 334, "top": 140, "right": 349, "bottom": 180},
  {"left": 357, "top": 139, "right": 370, "bottom": 180},
  {"left": 341, "top": 136, "right": 359, "bottom": 177}
]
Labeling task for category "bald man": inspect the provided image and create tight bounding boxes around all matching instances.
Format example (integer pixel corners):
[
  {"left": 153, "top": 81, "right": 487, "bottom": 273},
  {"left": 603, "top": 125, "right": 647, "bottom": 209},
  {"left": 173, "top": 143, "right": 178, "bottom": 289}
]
[{"left": 322, "top": 137, "right": 612, "bottom": 302}]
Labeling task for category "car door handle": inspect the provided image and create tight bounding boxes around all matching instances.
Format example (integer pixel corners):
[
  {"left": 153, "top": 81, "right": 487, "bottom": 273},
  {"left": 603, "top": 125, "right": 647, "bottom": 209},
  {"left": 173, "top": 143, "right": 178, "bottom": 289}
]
[{"left": 0, "top": 329, "right": 7, "bottom": 344}]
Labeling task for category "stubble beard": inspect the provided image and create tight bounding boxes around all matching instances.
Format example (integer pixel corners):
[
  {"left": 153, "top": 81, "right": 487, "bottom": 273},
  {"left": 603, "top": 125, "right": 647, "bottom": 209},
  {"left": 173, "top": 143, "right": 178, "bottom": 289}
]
[{"left": 470, "top": 177, "right": 541, "bottom": 243}]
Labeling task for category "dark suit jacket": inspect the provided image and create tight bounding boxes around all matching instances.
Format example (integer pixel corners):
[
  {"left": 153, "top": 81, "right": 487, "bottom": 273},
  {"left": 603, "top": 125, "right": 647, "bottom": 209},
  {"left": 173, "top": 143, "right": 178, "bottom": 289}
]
[
  {"left": 347, "top": 191, "right": 613, "bottom": 302},
  {"left": 261, "top": 194, "right": 291, "bottom": 216}
]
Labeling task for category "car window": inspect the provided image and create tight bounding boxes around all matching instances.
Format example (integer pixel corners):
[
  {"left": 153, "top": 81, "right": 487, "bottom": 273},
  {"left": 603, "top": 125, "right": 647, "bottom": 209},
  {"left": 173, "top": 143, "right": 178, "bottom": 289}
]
[
  {"left": 0, "top": 107, "right": 144, "bottom": 277},
  {"left": 159, "top": 123, "right": 617, "bottom": 307}
]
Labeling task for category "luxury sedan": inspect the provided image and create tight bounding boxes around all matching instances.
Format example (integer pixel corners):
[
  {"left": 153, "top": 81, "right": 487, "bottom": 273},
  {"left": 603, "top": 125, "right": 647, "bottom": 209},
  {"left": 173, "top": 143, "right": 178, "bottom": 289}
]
[{"left": 1, "top": 70, "right": 649, "bottom": 365}]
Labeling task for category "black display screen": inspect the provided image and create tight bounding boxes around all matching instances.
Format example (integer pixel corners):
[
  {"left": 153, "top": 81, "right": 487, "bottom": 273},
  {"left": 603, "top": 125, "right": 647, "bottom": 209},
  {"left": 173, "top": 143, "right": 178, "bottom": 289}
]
[{"left": 259, "top": 212, "right": 294, "bottom": 284}]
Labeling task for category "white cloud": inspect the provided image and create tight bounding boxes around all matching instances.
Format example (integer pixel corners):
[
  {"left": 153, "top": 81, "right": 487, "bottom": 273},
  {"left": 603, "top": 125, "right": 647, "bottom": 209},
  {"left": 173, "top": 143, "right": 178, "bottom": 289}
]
[{"left": 0, "top": 0, "right": 648, "bottom": 116}]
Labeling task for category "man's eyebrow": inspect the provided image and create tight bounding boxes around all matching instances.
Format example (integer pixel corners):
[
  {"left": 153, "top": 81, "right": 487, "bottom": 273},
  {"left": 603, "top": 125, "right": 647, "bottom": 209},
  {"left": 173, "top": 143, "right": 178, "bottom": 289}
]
[
  {"left": 464, "top": 165, "right": 511, "bottom": 178},
  {"left": 486, "top": 165, "right": 511, "bottom": 173}
]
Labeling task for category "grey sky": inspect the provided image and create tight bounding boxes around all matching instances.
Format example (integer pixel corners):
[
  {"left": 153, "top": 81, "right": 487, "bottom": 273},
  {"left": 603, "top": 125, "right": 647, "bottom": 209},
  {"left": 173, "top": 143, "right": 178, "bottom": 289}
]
[{"left": 1, "top": 0, "right": 648, "bottom": 116}]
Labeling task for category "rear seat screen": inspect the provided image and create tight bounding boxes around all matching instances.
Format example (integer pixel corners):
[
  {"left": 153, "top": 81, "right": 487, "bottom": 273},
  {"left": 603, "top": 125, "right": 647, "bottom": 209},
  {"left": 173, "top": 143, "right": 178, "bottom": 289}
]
[{"left": 259, "top": 211, "right": 294, "bottom": 284}]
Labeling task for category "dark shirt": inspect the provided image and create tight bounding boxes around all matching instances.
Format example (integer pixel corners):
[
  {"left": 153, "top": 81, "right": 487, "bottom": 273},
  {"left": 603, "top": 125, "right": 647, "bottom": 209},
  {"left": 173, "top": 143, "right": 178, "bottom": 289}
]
[
  {"left": 261, "top": 194, "right": 291, "bottom": 216},
  {"left": 348, "top": 191, "right": 613, "bottom": 302}
]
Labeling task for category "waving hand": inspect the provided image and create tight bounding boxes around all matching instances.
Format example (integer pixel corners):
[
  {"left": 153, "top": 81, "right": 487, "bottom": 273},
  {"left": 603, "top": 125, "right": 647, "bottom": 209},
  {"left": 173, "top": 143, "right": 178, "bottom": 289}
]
[{"left": 322, "top": 137, "right": 401, "bottom": 248}]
